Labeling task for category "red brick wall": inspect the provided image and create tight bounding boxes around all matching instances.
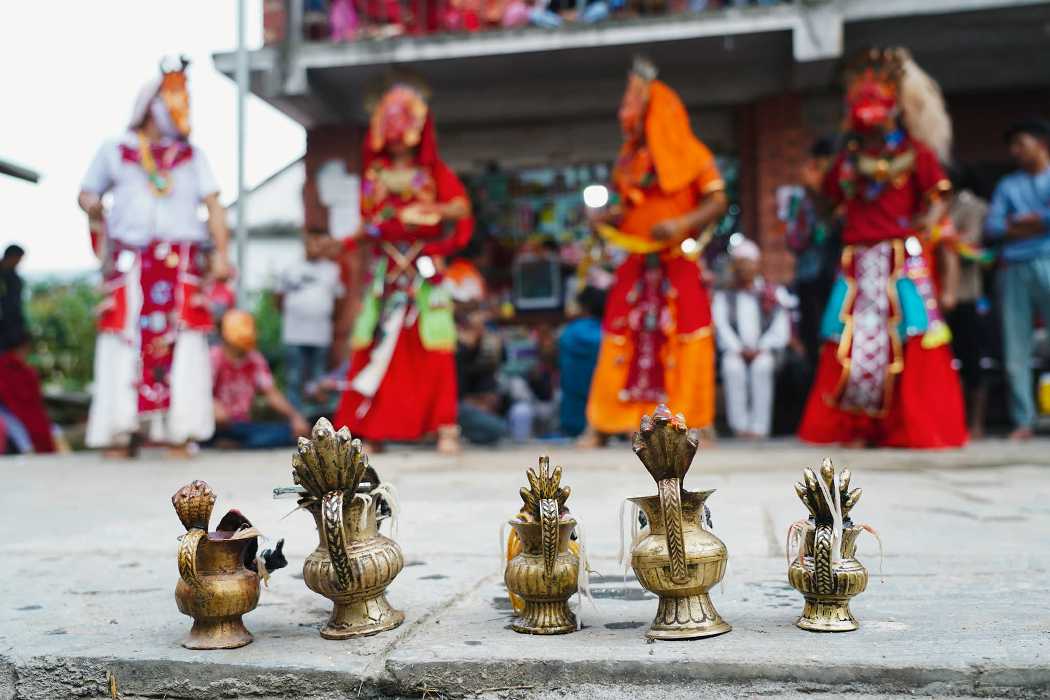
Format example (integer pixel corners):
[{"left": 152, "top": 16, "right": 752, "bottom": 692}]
[
  {"left": 303, "top": 124, "right": 362, "bottom": 231},
  {"left": 948, "top": 89, "right": 1050, "bottom": 165},
  {"left": 738, "top": 93, "right": 810, "bottom": 285},
  {"left": 262, "top": 0, "right": 286, "bottom": 44}
]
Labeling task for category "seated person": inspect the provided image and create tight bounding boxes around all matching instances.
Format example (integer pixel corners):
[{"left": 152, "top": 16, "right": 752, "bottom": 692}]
[
  {"left": 0, "top": 331, "right": 55, "bottom": 454},
  {"left": 712, "top": 239, "right": 790, "bottom": 438},
  {"left": 558, "top": 286, "right": 605, "bottom": 437},
  {"left": 456, "top": 303, "right": 508, "bottom": 446},
  {"left": 211, "top": 310, "right": 310, "bottom": 449}
]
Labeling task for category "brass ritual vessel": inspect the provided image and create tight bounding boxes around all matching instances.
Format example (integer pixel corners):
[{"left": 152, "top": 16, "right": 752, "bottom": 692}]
[
  {"left": 787, "top": 458, "right": 868, "bottom": 632},
  {"left": 505, "top": 456, "right": 579, "bottom": 634},
  {"left": 292, "top": 418, "right": 405, "bottom": 640},
  {"left": 172, "top": 481, "right": 271, "bottom": 650},
  {"left": 628, "top": 405, "right": 731, "bottom": 640}
]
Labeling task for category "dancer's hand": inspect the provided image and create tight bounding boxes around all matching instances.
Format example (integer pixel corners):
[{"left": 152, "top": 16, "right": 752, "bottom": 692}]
[
  {"left": 210, "top": 252, "right": 232, "bottom": 281},
  {"left": 291, "top": 414, "right": 311, "bottom": 438},
  {"left": 651, "top": 218, "right": 682, "bottom": 241}
]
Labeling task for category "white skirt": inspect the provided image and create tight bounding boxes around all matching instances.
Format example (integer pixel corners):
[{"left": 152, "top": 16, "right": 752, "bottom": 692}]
[{"left": 85, "top": 330, "right": 215, "bottom": 447}]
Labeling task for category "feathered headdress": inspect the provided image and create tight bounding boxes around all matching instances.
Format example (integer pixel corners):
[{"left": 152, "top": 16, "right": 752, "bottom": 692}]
[{"left": 844, "top": 47, "right": 952, "bottom": 162}]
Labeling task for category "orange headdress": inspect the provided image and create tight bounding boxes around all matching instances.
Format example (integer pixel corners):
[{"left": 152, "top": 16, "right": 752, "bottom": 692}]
[
  {"left": 615, "top": 57, "right": 716, "bottom": 196},
  {"left": 128, "top": 56, "right": 191, "bottom": 139}
]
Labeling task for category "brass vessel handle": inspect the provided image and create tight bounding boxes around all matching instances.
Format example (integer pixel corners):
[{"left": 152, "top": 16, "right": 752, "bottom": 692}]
[
  {"left": 658, "top": 478, "right": 689, "bottom": 585},
  {"left": 322, "top": 490, "right": 353, "bottom": 592},
  {"left": 539, "top": 498, "right": 559, "bottom": 580},
  {"left": 813, "top": 524, "right": 835, "bottom": 595},
  {"left": 177, "top": 528, "right": 205, "bottom": 591}
]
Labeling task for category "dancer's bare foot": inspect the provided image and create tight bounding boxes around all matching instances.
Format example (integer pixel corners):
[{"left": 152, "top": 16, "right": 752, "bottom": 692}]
[
  {"left": 167, "top": 443, "right": 194, "bottom": 459},
  {"left": 575, "top": 427, "right": 607, "bottom": 449},
  {"left": 102, "top": 447, "right": 133, "bottom": 459},
  {"left": 843, "top": 438, "right": 867, "bottom": 449},
  {"left": 1008, "top": 426, "right": 1034, "bottom": 442},
  {"left": 436, "top": 425, "right": 461, "bottom": 455}
]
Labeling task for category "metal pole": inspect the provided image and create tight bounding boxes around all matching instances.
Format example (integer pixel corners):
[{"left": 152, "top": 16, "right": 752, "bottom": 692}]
[{"left": 235, "top": 0, "right": 249, "bottom": 304}]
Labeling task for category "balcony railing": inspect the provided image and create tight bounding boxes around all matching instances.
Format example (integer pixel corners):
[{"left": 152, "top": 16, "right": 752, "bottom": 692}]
[{"left": 264, "top": 0, "right": 793, "bottom": 45}]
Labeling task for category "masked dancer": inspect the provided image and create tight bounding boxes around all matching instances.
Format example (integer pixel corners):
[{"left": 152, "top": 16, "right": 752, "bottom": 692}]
[
  {"left": 334, "top": 84, "right": 473, "bottom": 453},
  {"left": 798, "top": 47, "right": 967, "bottom": 448},
  {"left": 78, "top": 58, "right": 229, "bottom": 457},
  {"left": 581, "top": 57, "right": 727, "bottom": 445}
]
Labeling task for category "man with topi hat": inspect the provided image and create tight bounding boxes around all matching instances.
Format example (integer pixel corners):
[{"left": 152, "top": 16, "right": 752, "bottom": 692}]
[
  {"left": 77, "top": 57, "right": 230, "bottom": 457},
  {"left": 712, "top": 238, "right": 790, "bottom": 438}
]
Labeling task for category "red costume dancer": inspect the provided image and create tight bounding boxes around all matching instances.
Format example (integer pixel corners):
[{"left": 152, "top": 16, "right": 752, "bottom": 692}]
[
  {"left": 798, "top": 47, "right": 966, "bottom": 448},
  {"left": 78, "top": 58, "right": 230, "bottom": 454},
  {"left": 334, "top": 85, "right": 473, "bottom": 452}
]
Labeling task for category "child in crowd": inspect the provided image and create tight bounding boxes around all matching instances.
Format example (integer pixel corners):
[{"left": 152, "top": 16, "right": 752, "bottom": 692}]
[
  {"left": 276, "top": 228, "right": 345, "bottom": 414},
  {"left": 211, "top": 310, "right": 310, "bottom": 449}
]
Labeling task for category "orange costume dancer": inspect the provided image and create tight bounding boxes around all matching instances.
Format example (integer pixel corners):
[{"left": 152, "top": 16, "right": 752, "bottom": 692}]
[
  {"left": 333, "top": 85, "right": 473, "bottom": 452},
  {"left": 584, "top": 58, "right": 728, "bottom": 439}
]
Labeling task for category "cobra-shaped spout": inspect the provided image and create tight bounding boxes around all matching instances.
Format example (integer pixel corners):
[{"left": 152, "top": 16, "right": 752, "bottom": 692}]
[{"left": 633, "top": 406, "right": 698, "bottom": 586}]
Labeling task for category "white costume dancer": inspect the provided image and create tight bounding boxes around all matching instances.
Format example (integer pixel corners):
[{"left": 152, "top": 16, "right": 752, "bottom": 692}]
[
  {"left": 78, "top": 58, "right": 230, "bottom": 451},
  {"left": 712, "top": 240, "right": 790, "bottom": 438}
]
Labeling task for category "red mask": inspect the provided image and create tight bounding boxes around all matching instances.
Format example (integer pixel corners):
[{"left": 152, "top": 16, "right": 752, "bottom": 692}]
[
  {"left": 370, "top": 85, "right": 428, "bottom": 153},
  {"left": 847, "top": 73, "right": 896, "bottom": 133}
]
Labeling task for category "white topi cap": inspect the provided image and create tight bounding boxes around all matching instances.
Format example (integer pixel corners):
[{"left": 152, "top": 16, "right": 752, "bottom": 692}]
[{"left": 729, "top": 238, "right": 761, "bottom": 262}]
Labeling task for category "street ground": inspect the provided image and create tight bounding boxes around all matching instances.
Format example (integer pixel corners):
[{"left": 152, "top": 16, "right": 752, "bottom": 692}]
[{"left": 1, "top": 438, "right": 1049, "bottom": 699}]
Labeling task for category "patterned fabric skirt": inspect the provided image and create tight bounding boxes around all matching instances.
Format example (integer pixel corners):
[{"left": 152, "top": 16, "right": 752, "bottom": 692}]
[{"left": 798, "top": 239, "right": 967, "bottom": 448}]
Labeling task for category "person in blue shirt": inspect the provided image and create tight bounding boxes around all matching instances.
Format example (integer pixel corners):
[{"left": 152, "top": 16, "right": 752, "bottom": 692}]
[
  {"left": 559, "top": 286, "right": 605, "bottom": 438},
  {"left": 985, "top": 118, "right": 1050, "bottom": 441}
]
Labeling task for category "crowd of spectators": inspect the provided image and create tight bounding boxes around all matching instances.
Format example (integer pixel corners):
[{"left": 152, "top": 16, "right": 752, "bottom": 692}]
[{"left": 302, "top": 0, "right": 788, "bottom": 42}]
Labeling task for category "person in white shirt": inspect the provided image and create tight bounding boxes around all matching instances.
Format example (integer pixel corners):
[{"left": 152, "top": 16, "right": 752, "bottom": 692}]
[
  {"left": 276, "top": 229, "right": 345, "bottom": 412},
  {"left": 712, "top": 239, "right": 790, "bottom": 438},
  {"left": 76, "top": 58, "right": 231, "bottom": 457}
]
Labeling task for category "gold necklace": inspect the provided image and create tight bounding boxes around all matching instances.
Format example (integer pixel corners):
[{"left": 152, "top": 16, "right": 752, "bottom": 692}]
[{"left": 138, "top": 131, "right": 172, "bottom": 196}]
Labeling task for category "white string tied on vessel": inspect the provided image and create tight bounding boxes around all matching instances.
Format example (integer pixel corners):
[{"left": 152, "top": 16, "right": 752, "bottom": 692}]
[
  {"left": 498, "top": 519, "right": 510, "bottom": 581},
  {"left": 352, "top": 492, "right": 373, "bottom": 531},
  {"left": 861, "top": 523, "right": 885, "bottom": 582},
  {"left": 618, "top": 498, "right": 645, "bottom": 597},
  {"left": 572, "top": 520, "right": 599, "bottom": 630},
  {"left": 785, "top": 518, "right": 809, "bottom": 568},
  {"left": 815, "top": 470, "right": 844, "bottom": 564},
  {"left": 370, "top": 481, "right": 400, "bottom": 538}
]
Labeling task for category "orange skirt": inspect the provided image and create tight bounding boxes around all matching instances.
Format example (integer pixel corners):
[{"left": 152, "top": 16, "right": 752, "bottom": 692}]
[{"left": 585, "top": 329, "right": 715, "bottom": 434}]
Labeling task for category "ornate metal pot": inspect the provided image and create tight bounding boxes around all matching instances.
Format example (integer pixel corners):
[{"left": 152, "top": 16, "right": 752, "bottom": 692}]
[
  {"left": 172, "top": 481, "right": 260, "bottom": 650},
  {"left": 504, "top": 457, "right": 579, "bottom": 634},
  {"left": 628, "top": 405, "right": 731, "bottom": 640},
  {"left": 787, "top": 458, "right": 868, "bottom": 632},
  {"left": 294, "top": 418, "right": 405, "bottom": 640}
]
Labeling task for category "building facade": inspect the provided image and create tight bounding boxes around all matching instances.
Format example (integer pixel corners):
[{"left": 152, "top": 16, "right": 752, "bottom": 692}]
[{"left": 215, "top": 0, "right": 1050, "bottom": 282}]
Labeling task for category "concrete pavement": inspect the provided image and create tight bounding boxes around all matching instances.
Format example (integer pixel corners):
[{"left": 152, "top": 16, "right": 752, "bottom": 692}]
[{"left": 1, "top": 439, "right": 1049, "bottom": 698}]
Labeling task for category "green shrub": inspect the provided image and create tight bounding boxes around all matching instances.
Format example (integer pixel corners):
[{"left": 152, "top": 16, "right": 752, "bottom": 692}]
[{"left": 26, "top": 279, "right": 100, "bottom": 392}]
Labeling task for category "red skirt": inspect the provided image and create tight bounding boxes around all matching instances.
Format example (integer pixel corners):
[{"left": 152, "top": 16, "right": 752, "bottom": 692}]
[
  {"left": 798, "top": 338, "right": 967, "bottom": 448},
  {"left": 334, "top": 321, "right": 457, "bottom": 442}
]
